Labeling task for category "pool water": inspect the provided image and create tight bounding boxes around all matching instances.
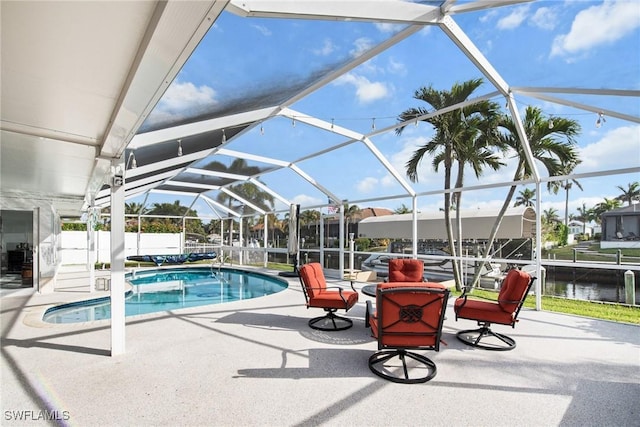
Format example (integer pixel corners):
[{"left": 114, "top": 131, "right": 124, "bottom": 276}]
[{"left": 43, "top": 267, "right": 288, "bottom": 323}]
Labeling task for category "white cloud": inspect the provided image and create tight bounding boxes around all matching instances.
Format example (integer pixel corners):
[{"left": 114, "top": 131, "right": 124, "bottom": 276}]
[
  {"left": 380, "top": 174, "right": 397, "bottom": 188},
  {"left": 551, "top": 0, "right": 640, "bottom": 57},
  {"left": 313, "top": 38, "right": 335, "bottom": 56},
  {"left": 356, "top": 177, "right": 379, "bottom": 193},
  {"left": 375, "top": 22, "right": 404, "bottom": 33},
  {"left": 251, "top": 24, "right": 272, "bottom": 36},
  {"left": 497, "top": 5, "right": 530, "bottom": 30},
  {"left": 333, "top": 73, "right": 390, "bottom": 103},
  {"left": 388, "top": 134, "right": 441, "bottom": 185},
  {"left": 350, "top": 37, "right": 373, "bottom": 57},
  {"left": 418, "top": 26, "right": 432, "bottom": 37},
  {"left": 480, "top": 10, "right": 499, "bottom": 24},
  {"left": 157, "top": 81, "right": 217, "bottom": 112},
  {"left": 531, "top": 6, "right": 557, "bottom": 30},
  {"left": 145, "top": 81, "right": 217, "bottom": 126},
  {"left": 292, "top": 194, "right": 323, "bottom": 208},
  {"left": 482, "top": 39, "right": 493, "bottom": 56},
  {"left": 387, "top": 57, "right": 407, "bottom": 76},
  {"left": 575, "top": 125, "right": 640, "bottom": 172}
]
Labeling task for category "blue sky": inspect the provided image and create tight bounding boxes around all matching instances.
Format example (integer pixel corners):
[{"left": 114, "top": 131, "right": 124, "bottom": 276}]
[{"left": 136, "top": 0, "right": 640, "bottom": 221}]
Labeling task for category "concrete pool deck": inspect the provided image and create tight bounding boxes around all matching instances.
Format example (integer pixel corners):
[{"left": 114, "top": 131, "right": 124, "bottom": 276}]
[{"left": 2, "top": 266, "right": 639, "bottom": 426}]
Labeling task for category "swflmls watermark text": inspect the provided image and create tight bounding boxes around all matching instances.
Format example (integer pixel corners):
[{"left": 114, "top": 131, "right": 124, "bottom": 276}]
[{"left": 4, "top": 409, "right": 70, "bottom": 422}]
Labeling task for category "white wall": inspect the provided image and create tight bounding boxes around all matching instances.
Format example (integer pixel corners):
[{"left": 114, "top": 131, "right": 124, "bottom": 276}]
[{"left": 61, "top": 231, "right": 183, "bottom": 265}]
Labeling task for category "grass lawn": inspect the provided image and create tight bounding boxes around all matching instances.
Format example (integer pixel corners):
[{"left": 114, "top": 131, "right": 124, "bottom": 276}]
[
  {"left": 450, "top": 288, "right": 640, "bottom": 325},
  {"left": 543, "top": 242, "right": 640, "bottom": 263}
]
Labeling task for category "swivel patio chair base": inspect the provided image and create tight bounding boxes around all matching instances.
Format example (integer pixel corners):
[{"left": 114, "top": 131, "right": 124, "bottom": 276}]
[
  {"left": 308, "top": 309, "right": 353, "bottom": 331},
  {"left": 456, "top": 323, "right": 516, "bottom": 351},
  {"left": 368, "top": 349, "right": 437, "bottom": 384}
]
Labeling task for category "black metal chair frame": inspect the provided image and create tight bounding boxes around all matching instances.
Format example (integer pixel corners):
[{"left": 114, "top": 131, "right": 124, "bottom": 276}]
[
  {"left": 298, "top": 267, "right": 357, "bottom": 331},
  {"left": 455, "top": 273, "right": 535, "bottom": 351},
  {"left": 367, "top": 286, "right": 449, "bottom": 384}
]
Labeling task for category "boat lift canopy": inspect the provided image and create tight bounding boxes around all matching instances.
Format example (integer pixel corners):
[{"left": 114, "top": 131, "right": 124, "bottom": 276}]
[{"left": 358, "top": 207, "right": 536, "bottom": 240}]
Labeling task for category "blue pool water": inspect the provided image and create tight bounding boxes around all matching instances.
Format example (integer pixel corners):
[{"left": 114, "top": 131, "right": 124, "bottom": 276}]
[{"left": 43, "top": 267, "right": 288, "bottom": 324}]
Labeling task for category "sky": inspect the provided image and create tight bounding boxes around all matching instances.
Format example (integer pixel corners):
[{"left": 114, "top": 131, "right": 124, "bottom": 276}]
[{"left": 133, "top": 0, "right": 640, "bottom": 223}]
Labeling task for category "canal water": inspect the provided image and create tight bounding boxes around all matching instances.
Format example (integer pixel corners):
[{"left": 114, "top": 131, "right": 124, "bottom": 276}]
[{"left": 543, "top": 267, "right": 639, "bottom": 305}]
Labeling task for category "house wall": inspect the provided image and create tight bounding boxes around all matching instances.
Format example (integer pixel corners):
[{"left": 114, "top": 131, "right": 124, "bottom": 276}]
[
  {"left": 601, "top": 240, "right": 640, "bottom": 249},
  {"left": 60, "top": 231, "right": 183, "bottom": 265}
]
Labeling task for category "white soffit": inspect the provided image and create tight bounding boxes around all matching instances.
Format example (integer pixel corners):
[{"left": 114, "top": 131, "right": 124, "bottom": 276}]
[{"left": 0, "top": 1, "right": 223, "bottom": 216}]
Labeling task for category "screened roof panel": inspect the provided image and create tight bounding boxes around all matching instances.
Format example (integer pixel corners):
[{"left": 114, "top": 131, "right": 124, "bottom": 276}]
[
  {"left": 139, "top": 10, "right": 406, "bottom": 134},
  {"left": 221, "top": 115, "right": 359, "bottom": 163},
  {"left": 121, "top": 0, "right": 638, "bottom": 220},
  {"left": 125, "top": 128, "right": 227, "bottom": 168},
  {"left": 193, "top": 154, "right": 278, "bottom": 175}
]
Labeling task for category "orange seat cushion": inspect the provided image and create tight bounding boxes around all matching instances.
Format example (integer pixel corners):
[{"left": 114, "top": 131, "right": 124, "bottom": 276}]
[
  {"left": 454, "top": 298, "right": 515, "bottom": 325},
  {"left": 454, "top": 269, "right": 531, "bottom": 326},
  {"left": 307, "top": 290, "right": 358, "bottom": 310},
  {"left": 299, "top": 263, "right": 358, "bottom": 310}
]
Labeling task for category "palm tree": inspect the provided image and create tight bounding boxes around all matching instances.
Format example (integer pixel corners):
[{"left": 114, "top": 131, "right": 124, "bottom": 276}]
[
  {"left": 575, "top": 203, "right": 593, "bottom": 235},
  {"left": 300, "top": 209, "right": 321, "bottom": 246},
  {"left": 593, "top": 197, "right": 622, "bottom": 222},
  {"left": 616, "top": 182, "right": 640, "bottom": 206},
  {"left": 514, "top": 188, "right": 536, "bottom": 207},
  {"left": 125, "top": 202, "right": 148, "bottom": 215},
  {"left": 548, "top": 164, "right": 583, "bottom": 226},
  {"left": 397, "top": 78, "right": 501, "bottom": 290},
  {"left": 470, "top": 106, "right": 581, "bottom": 288},
  {"left": 266, "top": 213, "right": 283, "bottom": 246},
  {"left": 124, "top": 202, "right": 148, "bottom": 232},
  {"left": 394, "top": 204, "right": 411, "bottom": 214},
  {"left": 543, "top": 207, "right": 560, "bottom": 225},
  {"left": 343, "top": 203, "right": 361, "bottom": 243},
  {"left": 147, "top": 200, "right": 204, "bottom": 235},
  {"left": 209, "top": 158, "right": 275, "bottom": 244}
]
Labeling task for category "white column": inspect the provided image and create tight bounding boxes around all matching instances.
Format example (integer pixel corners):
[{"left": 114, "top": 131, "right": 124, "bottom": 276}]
[
  {"left": 136, "top": 214, "right": 141, "bottom": 255},
  {"left": 338, "top": 204, "right": 345, "bottom": 278},
  {"left": 110, "top": 159, "right": 126, "bottom": 356},
  {"left": 348, "top": 233, "right": 355, "bottom": 274},
  {"left": 239, "top": 217, "right": 244, "bottom": 265},
  {"left": 534, "top": 181, "right": 543, "bottom": 311},
  {"left": 87, "top": 207, "right": 96, "bottom": 292},
  {"left": 262, "top": 213, "right": 268, "bottom": 267},
  {"left": 220, "top": 219, "right": 225, "bottom": 263},
  {"left": 412, "top": 196, "right": 418, "bottom": 257},
  {"left": 319, "top": 215, "right": 325, "bottom": 268}
]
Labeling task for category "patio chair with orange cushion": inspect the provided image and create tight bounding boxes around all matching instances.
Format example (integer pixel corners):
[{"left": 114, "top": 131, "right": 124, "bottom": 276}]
[
  {"left": 387, "top": 258, "right": 425, "bottom": 282},
  {"left": 366, "top": 282, "right": 449, "bottom": 383},
  {"left": 298, "top": 262, "right": 359, "bottom": 331},
  {"left": 454, "top": 268, "right": 535, "bottom": 351}
]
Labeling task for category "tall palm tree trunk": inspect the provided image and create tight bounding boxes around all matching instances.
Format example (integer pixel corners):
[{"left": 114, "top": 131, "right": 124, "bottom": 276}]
[
  {"left": 454, "top": 165, "right": 464, "bottom": 288},
  {"left": 470, "top": 165, "right": 522, "bottom": 288},
  {"left": 443, "top": 147, "right": 462, "bottom": 290}
]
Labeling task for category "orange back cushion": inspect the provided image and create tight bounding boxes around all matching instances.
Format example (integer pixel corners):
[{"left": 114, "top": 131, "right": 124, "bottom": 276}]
[
  {"left": 498, "top": 269, "right": 531, "bottom": 313},
  {"left": 299, "top": 263, "right": 326, "bottom": 298},
  {"left": 388, "top": 259, "right": 424, "bottom": 282},
  {"left": 376, "top": 283, "right": 446, "bottom": 347}
]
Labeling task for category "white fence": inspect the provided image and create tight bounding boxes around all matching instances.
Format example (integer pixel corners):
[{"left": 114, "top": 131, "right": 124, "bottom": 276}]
[{"left": 60, "top": 231, "right": 182, "bottom": 265}]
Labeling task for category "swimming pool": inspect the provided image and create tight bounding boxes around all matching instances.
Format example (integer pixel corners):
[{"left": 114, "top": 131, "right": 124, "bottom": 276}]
[{"left": 43, "top": 267, "right": 288, "bottom": 324}]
